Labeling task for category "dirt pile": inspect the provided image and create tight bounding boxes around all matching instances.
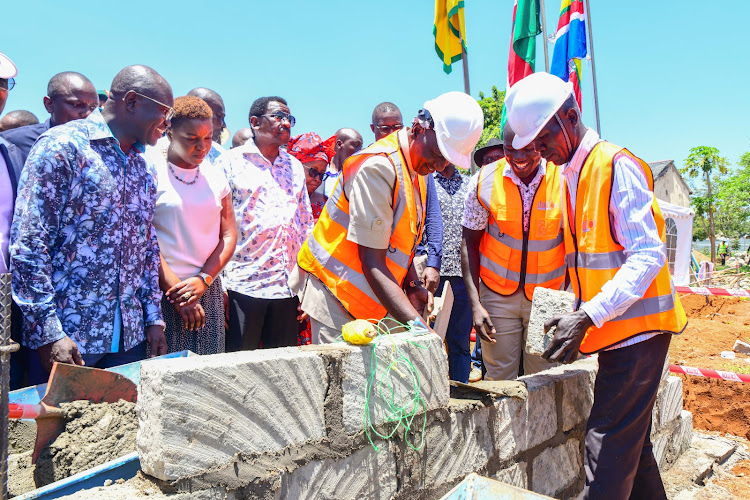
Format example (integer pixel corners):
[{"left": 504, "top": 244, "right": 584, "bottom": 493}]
[
  {"left": 8, "top": 399, "right": 137, "bottom": 497},
  {"left": 671, "top": 294, "right": 750, "bottom": 439}
]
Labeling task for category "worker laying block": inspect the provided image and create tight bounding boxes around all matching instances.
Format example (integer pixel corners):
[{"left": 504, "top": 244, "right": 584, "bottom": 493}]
[
  {"left": 296, "top": 92, "right": 483, "bottom": 344},
  {"left": 505, "top": 72, "right": 687, "bottom": 499},
  {"left": 461, "top": 122, "right": 565, "bottom": 380}
]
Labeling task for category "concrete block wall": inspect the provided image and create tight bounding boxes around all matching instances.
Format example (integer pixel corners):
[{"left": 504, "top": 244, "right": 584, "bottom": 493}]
[{"left": 136, "top": 334, "right": 691, "bottom": 500}]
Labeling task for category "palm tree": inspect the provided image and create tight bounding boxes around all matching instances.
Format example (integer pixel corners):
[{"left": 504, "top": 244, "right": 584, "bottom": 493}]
[{"left": 682, "top": 146, "right": 728, "bottom": 263}]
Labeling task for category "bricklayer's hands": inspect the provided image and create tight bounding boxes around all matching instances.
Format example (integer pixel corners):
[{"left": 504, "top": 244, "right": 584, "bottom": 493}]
[
  {"left": 38, "top": 336, "right": 84, "bottom": 372},
  {"left": 406, "top": 283, "right": 432, "bottom": 317},
  {"left": 542, "top": 310, "right": 593, "bottom": 364}
]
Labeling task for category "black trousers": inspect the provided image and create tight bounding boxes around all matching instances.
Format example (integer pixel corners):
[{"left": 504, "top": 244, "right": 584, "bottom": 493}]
[
  {"left": 584, "top": 333, "right": 671, "bottom": 500},
  {"left": 226, "top": 291, "right": 299, "bottom": 352}
]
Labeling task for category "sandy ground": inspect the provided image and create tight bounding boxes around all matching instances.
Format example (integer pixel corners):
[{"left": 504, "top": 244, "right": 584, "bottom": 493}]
[{"left": 671, "top": 294, "right": 750, "bottom": 439}]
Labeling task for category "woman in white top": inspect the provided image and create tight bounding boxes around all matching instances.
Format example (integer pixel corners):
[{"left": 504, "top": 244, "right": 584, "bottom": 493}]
[{"left": 146, "top": 96, "right": 237, "bottom": 354}]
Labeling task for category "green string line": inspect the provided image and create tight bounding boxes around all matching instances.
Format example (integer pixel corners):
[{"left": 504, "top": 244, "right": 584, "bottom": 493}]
[{"left": 354, "top": 319, "right": 430, "bottom": 452}]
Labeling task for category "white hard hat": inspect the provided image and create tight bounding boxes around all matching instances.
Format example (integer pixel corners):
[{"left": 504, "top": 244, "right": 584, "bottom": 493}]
[
  {"left": 0, "top": 51, "right": 17, "bottom": 79},
  {"left": 505, "top": 72, "right": 573, "bottom": 150},
  {"left": 422, "top": 91, "right": 484, "bottom": 170}
]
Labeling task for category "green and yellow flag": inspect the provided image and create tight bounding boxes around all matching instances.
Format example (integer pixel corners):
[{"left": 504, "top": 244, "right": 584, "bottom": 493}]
[{"left": 434, "top": 0, "right": 467, "bottom": 74}]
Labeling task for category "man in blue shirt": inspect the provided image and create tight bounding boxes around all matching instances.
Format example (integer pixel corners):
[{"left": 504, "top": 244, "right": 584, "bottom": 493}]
[
  {"left": 0, "top": 71, "right": 99, "bottom": 166},
  {"left": 11, "top": 65, "right": 171, "bottom": 382}
]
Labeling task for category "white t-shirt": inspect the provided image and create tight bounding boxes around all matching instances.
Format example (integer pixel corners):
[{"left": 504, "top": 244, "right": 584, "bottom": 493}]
[{"left": 146, "top": 150, "right": 231, "bottom": 279}]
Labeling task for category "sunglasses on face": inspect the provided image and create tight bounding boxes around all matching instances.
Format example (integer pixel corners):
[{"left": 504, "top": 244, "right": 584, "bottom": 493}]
[
  {"left": 259, "top": 111, "right": 296, "bottom": 127},
  {"left": 0, "top": 78, "right": 15, "bottom": 91},
  {"left": 373, "top": 123, "right": 403, "bottom": 134},
  {"left": 126, "top": 90, "right": 174, "bottom": 121},
  {"left": 417, "top": 108, "right": 435, "bottom": 129},
  {"left": 307, "top": 167, "right": 329, "bottom": 181}
]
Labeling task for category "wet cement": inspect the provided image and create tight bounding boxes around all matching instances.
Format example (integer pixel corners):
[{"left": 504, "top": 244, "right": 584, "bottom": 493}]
[{"left": 7, "top": 399, "right": 138, "bottom": 496}]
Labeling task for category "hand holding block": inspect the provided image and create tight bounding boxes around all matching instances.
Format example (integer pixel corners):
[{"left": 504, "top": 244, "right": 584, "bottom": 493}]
[{"left": 526, "top": 288, "right": 576, "bottom": 355}]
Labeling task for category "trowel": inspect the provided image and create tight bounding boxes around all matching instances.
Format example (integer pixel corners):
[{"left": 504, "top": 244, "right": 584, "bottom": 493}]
[{"left": 8, "top": 362, "right": 138, "bottom": 463}]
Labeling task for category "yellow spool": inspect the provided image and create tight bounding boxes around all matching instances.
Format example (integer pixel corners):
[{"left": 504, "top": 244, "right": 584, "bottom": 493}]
[{"left": 342, "top": 319, "right": 377, "bottom": 345}]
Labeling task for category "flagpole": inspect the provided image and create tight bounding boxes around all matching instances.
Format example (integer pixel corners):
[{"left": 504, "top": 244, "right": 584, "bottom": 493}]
[
  {"left": 461, "top": 37, "right": 471, "bottom": 94},
  {"left": 539, "top": 0, "right": 550, "bottom": 72},
  {"left": 584, "top": 0, "right": 601, "bottom": 135}
]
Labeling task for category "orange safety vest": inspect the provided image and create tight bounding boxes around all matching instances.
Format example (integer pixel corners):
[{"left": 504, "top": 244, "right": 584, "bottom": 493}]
[
  {"left": 297, "top": 131, "right": 427, "bottom": 320},
  {"left": 563, "top": 141, "right": 688, "bottom": 354},
  {"left": 476, "top": 159, "right": 566, "bottom": 300}
]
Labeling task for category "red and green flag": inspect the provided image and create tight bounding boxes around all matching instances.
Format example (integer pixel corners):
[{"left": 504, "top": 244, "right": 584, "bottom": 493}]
[{"left": 500, "top": 0, "right": 541, "bottom": 138}]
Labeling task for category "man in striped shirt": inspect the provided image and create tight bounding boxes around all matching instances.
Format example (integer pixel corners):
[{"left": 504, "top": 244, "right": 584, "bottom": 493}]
[{"left": 506, "top": 72, "right": 686, "bottom": 500}]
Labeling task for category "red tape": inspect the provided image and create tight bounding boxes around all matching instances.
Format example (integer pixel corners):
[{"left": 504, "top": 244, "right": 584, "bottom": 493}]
[
  {"left": 669, "top": 364, "right": 750, "bottom": 383},
  {"left": 676, "top": 286, "right": 750, "bottom": 297}
]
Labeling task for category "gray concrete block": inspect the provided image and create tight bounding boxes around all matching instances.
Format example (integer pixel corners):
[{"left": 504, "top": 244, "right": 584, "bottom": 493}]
[
  {"left": 137, "top": 348, "right": 328, "bottom": 481},
  {"left": 531, "top": 438, "right": 582, "bottom": 497},
  {"left": 492, "top": 461, "right": 528, "bottom": 489},
  {"left": 537, "top": 357, "right": 598, "bottom": 432},
  {"left": 279, "top": 444, "right": 397, "bottom": 500},
  {"left": 527, "top": 288, "right": 575, "bottom": 355},
  {"left": 692, "top": 434, "right": 737, "bottom": 464},
  {"left": 342, "top": 332, "right": 449, "bottom": 434},
  {"left": 494, "top": 376, "right": 557, "bottom": 460},
  {"left": 415, "top": 407, "right": 494, "bottom": 487},
  {"left": 659, "top": 376, "right": 684, "bottom": 429},
  {"left": 655, "top": 410, "right": 694, "bottom": 471}
]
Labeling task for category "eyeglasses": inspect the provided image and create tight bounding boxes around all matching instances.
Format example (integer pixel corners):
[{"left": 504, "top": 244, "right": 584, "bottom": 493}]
[
  {"left": 373, "top": 123, "right": 403, "bottom": 134},
  {"left": 0, "top": 78, "right": 15, "bottom": 91},
  {"left": 127, "top": 90, "right": 174, "bottom": 121},
  {"left": 307, "top": 167, "right": 329, "bottom": 181},
  {"left": 258, "top": 111, "right": 296, "bottom": 127}
]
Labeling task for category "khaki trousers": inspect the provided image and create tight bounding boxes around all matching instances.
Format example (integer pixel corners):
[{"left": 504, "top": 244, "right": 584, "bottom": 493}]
[{"left": 479, "top": 283, "right": 558, "bottom": 380}]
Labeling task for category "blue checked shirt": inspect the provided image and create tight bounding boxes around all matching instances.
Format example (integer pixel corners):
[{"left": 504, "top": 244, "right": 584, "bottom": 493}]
[{"left": 10, "top": 110, "right": 163, "bottom": 353}]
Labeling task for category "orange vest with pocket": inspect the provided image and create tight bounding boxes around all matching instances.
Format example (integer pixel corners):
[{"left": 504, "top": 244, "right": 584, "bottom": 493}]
[{"left": 297, "top": 132, "right": 427, "bottom": 320}]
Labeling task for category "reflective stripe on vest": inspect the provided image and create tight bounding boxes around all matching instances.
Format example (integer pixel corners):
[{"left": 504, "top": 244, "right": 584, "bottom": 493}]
[
  {"left": 563, "top": 141, "right": 688, "bottom": 354},
  {"left": 476, "top": 159, "right": 566, "bottom": 300},
  {"left": 297, "top": 131, "right": 427, "bottom": 320}
]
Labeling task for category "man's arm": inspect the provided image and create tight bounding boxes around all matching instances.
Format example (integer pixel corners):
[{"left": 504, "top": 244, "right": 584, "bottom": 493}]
[
  {"left": 459, "top": 171, "right": 496, "bottom": 343},
  {"left": 359, "top": 245, "right": 426, "bottom": 324},
  {"left": 543, "top": 155, "right": 665, "bottom": 362},
  {"left": 421, "top": 174, "right": 443, "bottom": 293},
  {"left": 136, "top": 220, "right": 167, "bottom": 356},
  {"left": 10, "top": 136, "right": 73, "bottom": 350},
  {"left": 461, "top": 227, "right": 496, "bottom": 343}
]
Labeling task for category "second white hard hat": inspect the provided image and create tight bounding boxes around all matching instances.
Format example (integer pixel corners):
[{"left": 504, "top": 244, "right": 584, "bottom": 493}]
[
  {"left": 505, "top": 72, "right": 573, "bottom": 150},
  {"left": 423, "top": 91, "right": 484, "bottom": 170}
]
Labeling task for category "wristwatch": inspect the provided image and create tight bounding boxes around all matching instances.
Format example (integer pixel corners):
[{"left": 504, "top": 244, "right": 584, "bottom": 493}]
[{"left": 197, "top": 272, "right": 213, "bottom": 287}]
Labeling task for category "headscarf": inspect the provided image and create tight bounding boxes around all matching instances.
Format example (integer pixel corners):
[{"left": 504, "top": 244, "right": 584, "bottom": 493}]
[{"left": 287, "top": 132, "right": 336, "bottom": 165}]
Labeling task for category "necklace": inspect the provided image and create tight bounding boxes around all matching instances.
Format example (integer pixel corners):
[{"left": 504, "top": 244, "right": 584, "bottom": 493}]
[{"left": 168, "top": 162, "right": 200, "bottom": 185}]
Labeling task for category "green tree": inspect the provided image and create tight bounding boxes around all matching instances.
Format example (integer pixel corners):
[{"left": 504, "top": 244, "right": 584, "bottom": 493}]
[
  {"left": 681, "top": 146, "right": 729, "bottom": 263},
  {"left": 476, "top": 86, "right": 505, "bottom": 149},
  {"left": 713, "top": 155, "right": 750, "bottom": 239}
]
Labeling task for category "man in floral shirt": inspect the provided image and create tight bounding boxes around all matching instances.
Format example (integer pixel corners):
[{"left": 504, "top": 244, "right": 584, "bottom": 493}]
[
  {"left": 10, "top": 65, "right": 171, "bottom": 383},
  {"left": 218, "top": 96, "right": 313, "bottom": 351}
]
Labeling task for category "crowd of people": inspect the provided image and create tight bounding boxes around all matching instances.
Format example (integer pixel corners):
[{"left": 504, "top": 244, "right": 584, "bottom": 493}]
[{"left": 1, "top": 50, "right": 688, "bottom": 498}]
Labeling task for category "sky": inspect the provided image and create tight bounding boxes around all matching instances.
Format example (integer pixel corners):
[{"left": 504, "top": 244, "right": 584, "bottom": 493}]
[{"left": 3, "top": 1, "right": 749, "bottom": 170}]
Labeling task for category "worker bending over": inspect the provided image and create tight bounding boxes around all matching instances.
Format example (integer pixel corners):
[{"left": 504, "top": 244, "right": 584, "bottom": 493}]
[{"left": 296, "top": 92, "right": 483, "bottom": 343}]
